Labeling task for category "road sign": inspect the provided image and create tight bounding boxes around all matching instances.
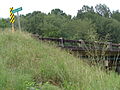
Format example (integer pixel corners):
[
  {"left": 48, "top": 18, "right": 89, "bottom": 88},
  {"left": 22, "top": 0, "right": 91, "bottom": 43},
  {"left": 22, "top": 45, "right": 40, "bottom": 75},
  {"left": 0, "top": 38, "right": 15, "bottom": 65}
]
[
  {"left": 12, "top": 7, "right": 22, "bottom": 14},
  {"left": 12, "top": 7, "right": 22, "bottom": 31},
  {"left": 10, "top": 7, "right": 15, "bottom": 23},
  {"left": 10, "top": 7, "right": 15, "bottom": 32}
]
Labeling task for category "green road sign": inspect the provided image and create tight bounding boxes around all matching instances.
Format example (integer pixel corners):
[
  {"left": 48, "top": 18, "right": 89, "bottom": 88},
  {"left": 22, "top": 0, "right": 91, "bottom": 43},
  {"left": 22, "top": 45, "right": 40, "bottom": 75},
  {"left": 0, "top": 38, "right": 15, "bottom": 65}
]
[{"left": 12, "top": 7, "right": 22, "bottom": 13}]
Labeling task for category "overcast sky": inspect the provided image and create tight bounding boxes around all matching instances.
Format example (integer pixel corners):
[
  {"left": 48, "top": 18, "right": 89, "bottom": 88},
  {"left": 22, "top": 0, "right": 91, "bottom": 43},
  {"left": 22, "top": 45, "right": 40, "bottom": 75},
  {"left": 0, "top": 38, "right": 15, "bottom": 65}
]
[{"left": 1, "top": 0, "right": 120, "bottom": 18}]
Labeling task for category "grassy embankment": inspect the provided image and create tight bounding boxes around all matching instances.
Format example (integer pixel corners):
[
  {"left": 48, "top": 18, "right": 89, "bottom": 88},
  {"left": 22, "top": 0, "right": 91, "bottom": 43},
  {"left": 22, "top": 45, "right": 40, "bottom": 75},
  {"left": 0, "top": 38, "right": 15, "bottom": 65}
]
[{"left": 0, "top": 31, "right": 120, "bottom": 90}]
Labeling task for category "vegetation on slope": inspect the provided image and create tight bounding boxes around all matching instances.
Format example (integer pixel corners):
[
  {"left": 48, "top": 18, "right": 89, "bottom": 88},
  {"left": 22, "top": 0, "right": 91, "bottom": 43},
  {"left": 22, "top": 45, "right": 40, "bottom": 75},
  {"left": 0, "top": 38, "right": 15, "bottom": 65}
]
[{"left": 0, "top": 31, "right": 120, "bottom": 90}]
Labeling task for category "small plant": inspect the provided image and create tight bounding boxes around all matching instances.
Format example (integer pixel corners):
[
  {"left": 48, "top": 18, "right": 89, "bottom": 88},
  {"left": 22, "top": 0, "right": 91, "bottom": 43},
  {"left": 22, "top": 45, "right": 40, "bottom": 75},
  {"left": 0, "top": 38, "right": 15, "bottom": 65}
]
[{"left": 25, "top": 81, "right": 42, "bottom": 90}]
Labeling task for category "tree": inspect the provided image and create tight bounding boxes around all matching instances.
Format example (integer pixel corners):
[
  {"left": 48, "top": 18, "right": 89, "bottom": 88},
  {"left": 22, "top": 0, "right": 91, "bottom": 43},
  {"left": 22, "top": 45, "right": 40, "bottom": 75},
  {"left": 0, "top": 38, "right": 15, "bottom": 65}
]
[
  {"left": 41, "top": 14, "right": 68, "bottom": 37},
  {"left": 95, "top": 16, "right": 120, "bottom": 43},
  {"left": 62, "top": 19, "right": 97, "bottom": 41},
  {"left": 77, "top": 5, "right": 95, "bottom": 19},
  {"left": 95, "top": 4, "right": 111, "bottom": 17},
  {"left": 51, "top": 9, "right": 66, "bottom": 16},
  {"left": 81, "top": 5, "right": 94, "bottom": 13},
  {"left": 112, "top": 10, "right": 120, "bottom": 22},
  {"left": 20, "top": 11, "right": 46, "bottom": 35},
  {"left": 0, "top": 18, "right": 10, "bottom": 30},
  {"left": 50, "top": 9, "right": 71, "bottom": 19},
  {"left": 76, "top": 5, "right": 98, "bottom": 21}
]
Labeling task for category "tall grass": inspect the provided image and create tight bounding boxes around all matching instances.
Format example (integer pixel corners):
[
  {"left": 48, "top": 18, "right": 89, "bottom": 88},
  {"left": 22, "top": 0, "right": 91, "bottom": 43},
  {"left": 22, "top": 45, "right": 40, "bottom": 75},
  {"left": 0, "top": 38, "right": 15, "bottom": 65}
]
[{"left": 0, "top": 31, "right": 120, "bottom": 90}]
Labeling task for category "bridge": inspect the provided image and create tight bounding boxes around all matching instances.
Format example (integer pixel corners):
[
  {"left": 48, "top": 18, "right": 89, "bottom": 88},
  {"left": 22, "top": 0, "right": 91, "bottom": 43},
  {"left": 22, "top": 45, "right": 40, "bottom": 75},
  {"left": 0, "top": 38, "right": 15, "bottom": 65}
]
[{"left": 32, "top": 34, "right": 120, "bottom": 71}]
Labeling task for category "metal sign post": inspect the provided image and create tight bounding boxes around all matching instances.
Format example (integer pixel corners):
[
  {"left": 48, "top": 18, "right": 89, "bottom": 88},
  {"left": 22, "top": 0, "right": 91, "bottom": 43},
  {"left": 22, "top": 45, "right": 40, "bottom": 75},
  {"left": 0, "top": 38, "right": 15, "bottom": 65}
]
[{"left": 17, "top": 12, "right": 21, "bottom": 31}]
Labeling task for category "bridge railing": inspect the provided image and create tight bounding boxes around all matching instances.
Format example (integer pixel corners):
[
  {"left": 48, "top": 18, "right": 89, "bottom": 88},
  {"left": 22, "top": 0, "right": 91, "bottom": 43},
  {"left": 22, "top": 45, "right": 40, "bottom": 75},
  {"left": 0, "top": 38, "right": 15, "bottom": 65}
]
[
  {"left": 32, "top": 34, "right": 120, "bottom": 52},
  {"left": 33, "top": 34, "right": 120, "bottom": 69}
]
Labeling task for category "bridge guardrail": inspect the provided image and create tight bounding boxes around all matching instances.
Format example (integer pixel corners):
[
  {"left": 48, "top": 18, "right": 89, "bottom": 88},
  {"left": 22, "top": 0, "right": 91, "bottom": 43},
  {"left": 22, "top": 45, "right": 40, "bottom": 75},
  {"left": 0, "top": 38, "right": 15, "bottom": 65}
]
[{"left": 32, "top": 34, "right": 120, "bottom": 52}]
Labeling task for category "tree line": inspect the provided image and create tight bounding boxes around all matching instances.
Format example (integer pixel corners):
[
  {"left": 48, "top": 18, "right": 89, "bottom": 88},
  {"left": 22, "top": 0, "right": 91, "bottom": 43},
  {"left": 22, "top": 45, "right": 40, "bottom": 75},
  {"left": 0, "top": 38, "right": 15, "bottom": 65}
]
[{"left": 1, "top": 4, "right": 120, "bottom": 43}]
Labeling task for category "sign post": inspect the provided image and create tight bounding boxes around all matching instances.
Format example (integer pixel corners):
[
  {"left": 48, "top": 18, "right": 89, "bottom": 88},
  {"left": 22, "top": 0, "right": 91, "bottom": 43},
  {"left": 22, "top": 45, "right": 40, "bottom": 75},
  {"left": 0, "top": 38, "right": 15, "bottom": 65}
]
[
  {"left": 12, "top": 23, "right": 14, "bottom": 33},
  {"left": 12, "top": 7, "right": 22, "bottom": 31},
  {"left": 17, "top": 12, "right": 21, "bottom": 31},
  {"left": 10, "top": 7, "right": 15, "bottom": 33}
]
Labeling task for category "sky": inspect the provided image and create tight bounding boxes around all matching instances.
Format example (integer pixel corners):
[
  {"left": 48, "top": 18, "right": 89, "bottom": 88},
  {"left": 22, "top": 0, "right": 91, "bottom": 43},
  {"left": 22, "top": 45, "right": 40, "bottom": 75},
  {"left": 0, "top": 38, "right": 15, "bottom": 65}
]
[{"left": 1, "top": 0, "right": 120, "bottom": 18}]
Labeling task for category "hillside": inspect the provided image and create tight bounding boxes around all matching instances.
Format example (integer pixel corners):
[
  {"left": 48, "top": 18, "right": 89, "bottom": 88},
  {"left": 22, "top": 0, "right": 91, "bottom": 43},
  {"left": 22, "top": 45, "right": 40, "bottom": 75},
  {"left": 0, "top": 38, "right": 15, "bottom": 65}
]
[{"left": 0, "top": 31, "right": 120, "bottom": 90}]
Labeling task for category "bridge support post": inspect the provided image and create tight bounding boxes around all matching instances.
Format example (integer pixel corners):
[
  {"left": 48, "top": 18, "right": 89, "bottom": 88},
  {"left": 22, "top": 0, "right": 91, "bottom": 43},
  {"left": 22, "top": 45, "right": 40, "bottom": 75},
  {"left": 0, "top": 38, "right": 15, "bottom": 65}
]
[
  {"left": 119, "top": 43, "right": 120, "bottom": 49},
  {"left": 78, "top": 39, "right": 85, "bottom": 49},
  {"left": 59, "top": 37, "right": 64, "bottom": 47},
  {"left": 104, "top": 60, "right": 109, "bottom": 67},
  {"left": 115, "top": 61, "right": 120, "bottom": 74},
  {"left": 107, "top": 42, "right": 112, "bottom": 51}
]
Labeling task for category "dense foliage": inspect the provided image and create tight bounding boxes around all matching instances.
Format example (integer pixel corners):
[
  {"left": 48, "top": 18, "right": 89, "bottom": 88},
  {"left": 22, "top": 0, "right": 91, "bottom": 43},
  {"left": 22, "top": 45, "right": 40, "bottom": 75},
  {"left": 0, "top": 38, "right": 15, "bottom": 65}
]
[{"left": 1, "top": 4, "right": 120, "bottom": 43}]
